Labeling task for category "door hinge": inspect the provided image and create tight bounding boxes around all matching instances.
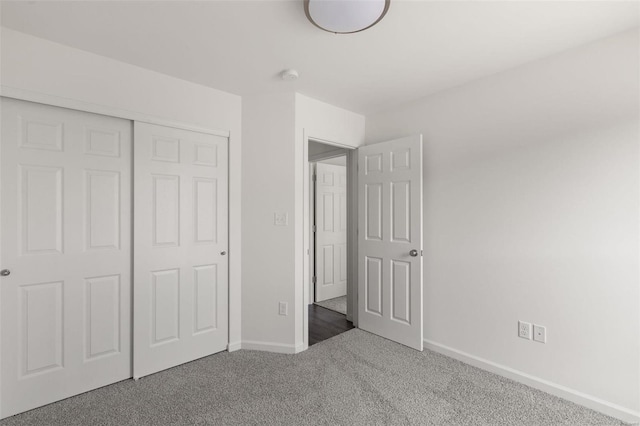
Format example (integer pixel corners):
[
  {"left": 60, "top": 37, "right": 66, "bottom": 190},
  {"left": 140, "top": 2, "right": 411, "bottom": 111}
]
[
  {"left": 312, "top": 174, "right": 317, "bottom": 182},
  {"left": 312, "top": 276, "right": 317, "bottom": 284},
  {"left": 313, "top": 225, "right": 316, "bottom": 232}
]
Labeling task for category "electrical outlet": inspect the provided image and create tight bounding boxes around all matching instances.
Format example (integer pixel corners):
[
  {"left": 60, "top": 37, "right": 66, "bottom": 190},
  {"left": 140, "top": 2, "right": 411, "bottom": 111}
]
[
  {"left": 518, "top": 321, "right": 532, "bottom": 340},
  {"left": 279, "top": 302, "right": 288, "bottom": 316},
  {"left": 274, "top": 212, "right": 288, "bottom": 226},
  {"left": 533, "top": 324, "right": 546, "bottom": 343}
]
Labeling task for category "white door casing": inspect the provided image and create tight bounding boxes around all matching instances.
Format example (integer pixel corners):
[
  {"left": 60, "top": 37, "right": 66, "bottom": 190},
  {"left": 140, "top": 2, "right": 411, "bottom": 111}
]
[
  {"left": 0, "top": 98, "right": 132, "bottom": 418},
  {"left": 133, "top": 122, "right": 228, "bottom": 378},
  {"left": 357, "top": 135, "right": 423, "bottom": 350},
  {"left": 315, "top": 162, "right": 348, "bottom": 302}
]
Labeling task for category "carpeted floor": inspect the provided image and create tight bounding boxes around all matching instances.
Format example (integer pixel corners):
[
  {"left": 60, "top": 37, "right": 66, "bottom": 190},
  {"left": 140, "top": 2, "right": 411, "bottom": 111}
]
[
  {"left": 0, "top": 329, "right": 627, "bottom": 426},
  {"left": 315, "top": 295, "right": 347, "bottom": 315}
]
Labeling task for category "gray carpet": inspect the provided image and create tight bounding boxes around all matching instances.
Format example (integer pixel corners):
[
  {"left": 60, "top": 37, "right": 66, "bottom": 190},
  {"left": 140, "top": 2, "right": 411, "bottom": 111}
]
[
  {"left": 0, "top": 329, "right": 627, "bottom": 426},
  {"left": 315, "top": 295, "right": 347, "bottom": 315}
]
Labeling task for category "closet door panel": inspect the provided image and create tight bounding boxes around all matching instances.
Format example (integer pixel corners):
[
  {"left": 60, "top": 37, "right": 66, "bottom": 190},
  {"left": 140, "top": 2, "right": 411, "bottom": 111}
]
[
  {"left": 1, "top": 98, "right": 132, "bottom": 418},
  {"left": 133, "top": 122, "right": 228, "bottom": 379}
]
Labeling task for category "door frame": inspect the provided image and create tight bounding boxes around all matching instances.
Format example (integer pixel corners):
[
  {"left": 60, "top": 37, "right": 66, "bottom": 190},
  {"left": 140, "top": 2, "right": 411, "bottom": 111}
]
[
  {"left": 300, "top": 132, "right": 358, "bottom": 351},
  {"left": 0, "top": 88, "right": 238, "bottom": 417}
]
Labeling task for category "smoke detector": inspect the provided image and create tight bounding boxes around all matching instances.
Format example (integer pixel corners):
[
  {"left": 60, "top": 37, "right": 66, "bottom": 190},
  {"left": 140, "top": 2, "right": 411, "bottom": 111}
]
[{"left": 281, "top": 69, "right": 299, "bottom": 81}]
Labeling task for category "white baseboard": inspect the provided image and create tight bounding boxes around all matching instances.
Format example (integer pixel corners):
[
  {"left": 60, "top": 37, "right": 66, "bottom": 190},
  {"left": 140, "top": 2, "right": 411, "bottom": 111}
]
[
  {"left": 227, "top": 341, "right": 242, "bottom": 352},
  {"left": 423, "top": 339, "right": 640, "bottom": 424},
  {"left": 241, "top": 340, "right": 299, "bottom": 354}
]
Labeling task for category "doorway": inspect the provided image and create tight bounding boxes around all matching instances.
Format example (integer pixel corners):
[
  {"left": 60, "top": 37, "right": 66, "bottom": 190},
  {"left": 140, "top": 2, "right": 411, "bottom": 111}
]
[
  {"left": 300, "top": 133, "right": 424, "bottom": 352},
  {"left": 307, "top": 141, "right": 354, "bottom": 346}
]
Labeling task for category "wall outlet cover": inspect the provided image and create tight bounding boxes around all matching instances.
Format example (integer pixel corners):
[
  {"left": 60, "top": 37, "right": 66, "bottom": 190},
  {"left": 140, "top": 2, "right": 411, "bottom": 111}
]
[
  {"left": 518, "top": 321, "right": 532, "bottom": 340},
  {"left": 533, "top": 324, "right": 546, "bottom": 343}
]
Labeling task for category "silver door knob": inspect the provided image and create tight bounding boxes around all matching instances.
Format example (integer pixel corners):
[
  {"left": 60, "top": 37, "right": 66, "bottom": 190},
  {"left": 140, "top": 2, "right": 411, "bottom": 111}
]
[
  {"left": 0, "top": 269, "right": 10, "bottom": 276},
  {"left": 220, "top": 251, "right": 227, "bottom": 256},
  {"left": 409, "top": 250, "right": 419, "bottom": 257}
]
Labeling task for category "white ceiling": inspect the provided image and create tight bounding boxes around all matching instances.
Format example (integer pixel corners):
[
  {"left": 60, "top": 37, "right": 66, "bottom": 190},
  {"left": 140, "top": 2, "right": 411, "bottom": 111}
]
[{"left": 1, "top": 1, "right": 638, "bottom": 115}]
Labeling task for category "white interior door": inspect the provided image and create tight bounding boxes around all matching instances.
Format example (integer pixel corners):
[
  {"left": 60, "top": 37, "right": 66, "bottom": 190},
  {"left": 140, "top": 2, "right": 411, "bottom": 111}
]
[
  {"left": 133, "top": 122, "right": 228, "bottom": 378},
  {"left": 357, "top": 135, "right": 423, "bottom": 350},
  {"left": 315, "top": 162, "right": 348, "bottom": 302},
  {"left": 0, "top": 98, "right": 132, "bottom": 418}
]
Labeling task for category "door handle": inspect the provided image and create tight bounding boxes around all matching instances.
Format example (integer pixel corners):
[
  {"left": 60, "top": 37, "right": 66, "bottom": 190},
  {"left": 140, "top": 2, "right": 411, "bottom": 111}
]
[
  {"left": 0, "top": 269, "right": 10, "bottom": 277},
  {"left": 409, "top": 250, "right": 418, "bottom": 257},
  {"left": 220, "top": 251, "right": 227, "bottom": 256}
]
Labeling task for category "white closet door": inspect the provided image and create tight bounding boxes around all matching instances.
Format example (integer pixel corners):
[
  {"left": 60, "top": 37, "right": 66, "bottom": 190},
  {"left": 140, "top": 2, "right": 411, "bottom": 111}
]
[
  {"left": 133, "top": 122, "right": 228, "bottom": 379},
  {"left": 0, "top": 98, "right": 132, "bottom": 418},
  {"left": 315, "top": 162, "right": 348, "bottom": 302}
]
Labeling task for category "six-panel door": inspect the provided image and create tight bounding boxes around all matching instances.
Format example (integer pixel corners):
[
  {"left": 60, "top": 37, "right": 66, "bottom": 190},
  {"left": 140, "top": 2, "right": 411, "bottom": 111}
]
[
  {"left": 357, "top": 135, "right": 423, "bottom": 351},
  {"left": 315, "top": 162, "right": 348, "bottom": 302},
  {"left": 0, "top": 98, "right": 132, "bottom": 418},
  {"left": 133, "top": 122, "right": 229, "bottom": 378}
]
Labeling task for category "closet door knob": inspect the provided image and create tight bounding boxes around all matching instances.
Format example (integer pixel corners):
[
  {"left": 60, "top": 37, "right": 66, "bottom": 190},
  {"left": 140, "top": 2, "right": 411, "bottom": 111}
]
[
  {"left": 409, "top": 250, "right": 418, "bottom": 257},
  {"left": 0, "top": 269, "right": 10, "bottom": 277},
  {"left": 220, "top": 251, "right": 227, "bottom": 256}
]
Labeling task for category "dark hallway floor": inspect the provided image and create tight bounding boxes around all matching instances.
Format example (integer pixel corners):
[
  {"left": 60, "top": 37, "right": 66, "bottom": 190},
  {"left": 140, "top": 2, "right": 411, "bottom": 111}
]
[{"left": 308, "top": 303, "right": 354, "bottom": 346}]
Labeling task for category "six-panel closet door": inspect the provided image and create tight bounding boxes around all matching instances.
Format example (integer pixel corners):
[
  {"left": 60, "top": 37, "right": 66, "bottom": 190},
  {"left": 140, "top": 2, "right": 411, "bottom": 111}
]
[
  {"left": 133, "top": 122, "right": 229, "bottom": 379},
  {"left": 0, "top": 98, "right": 133, "bottom": 418}
]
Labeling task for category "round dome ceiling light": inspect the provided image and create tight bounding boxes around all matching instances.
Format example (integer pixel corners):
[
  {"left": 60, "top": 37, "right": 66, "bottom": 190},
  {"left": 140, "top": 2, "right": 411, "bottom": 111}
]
[
  {"left": 281, "top": 69, "right": 299, "bottom": 81},
  {"left": 304, "top": 0, "right": 390, "bottom": 34}
]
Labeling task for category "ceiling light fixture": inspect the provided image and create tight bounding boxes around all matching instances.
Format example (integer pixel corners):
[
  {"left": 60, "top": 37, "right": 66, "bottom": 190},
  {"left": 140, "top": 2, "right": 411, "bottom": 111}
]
[{"left": 304, "top": 0, "right": 390, "bottom": 34}]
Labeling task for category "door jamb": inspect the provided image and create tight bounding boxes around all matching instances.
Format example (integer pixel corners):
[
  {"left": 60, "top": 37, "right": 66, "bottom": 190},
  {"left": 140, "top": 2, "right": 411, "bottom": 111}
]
[{"left": 309, "top": 162, "right": 316, "bottom": 305}]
